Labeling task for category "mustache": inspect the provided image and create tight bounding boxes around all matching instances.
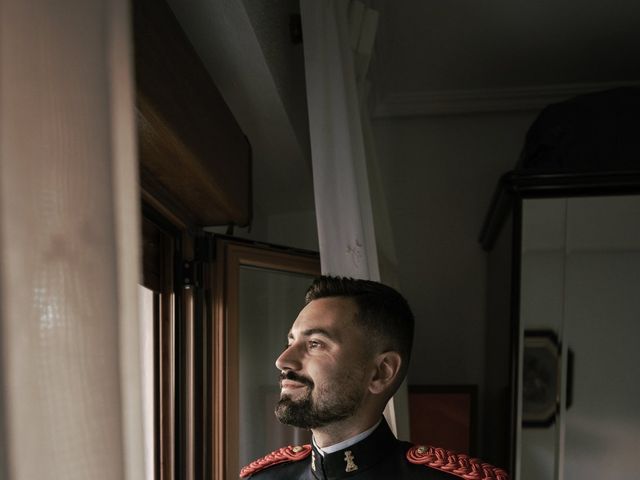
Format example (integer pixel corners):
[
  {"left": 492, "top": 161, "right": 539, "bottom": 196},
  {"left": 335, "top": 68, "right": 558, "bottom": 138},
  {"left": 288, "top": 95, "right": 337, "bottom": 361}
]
[{"left": 279, "top": 370, "right": 314, "bottom": 388}]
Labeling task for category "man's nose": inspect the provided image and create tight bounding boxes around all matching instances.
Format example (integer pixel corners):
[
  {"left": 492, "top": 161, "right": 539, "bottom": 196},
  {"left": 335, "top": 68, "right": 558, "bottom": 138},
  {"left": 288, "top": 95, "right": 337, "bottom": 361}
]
[{"left": 275, "top": 343, "right": 302, "bottom": 371}]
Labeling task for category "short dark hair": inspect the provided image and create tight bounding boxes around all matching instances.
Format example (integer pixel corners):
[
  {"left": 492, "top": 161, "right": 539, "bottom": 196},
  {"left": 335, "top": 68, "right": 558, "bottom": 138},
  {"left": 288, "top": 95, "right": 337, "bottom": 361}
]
[{"left": 304, "top": 275, "right": 414, "bottom": 387}]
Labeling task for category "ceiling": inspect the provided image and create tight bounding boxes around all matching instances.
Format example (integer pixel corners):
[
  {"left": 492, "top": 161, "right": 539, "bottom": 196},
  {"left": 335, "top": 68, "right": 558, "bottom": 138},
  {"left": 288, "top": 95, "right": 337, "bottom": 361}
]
[
  {"left": 166, "top": 0, "right": 313, "bottom": 219},
  {"left": 166, "top": 0, "right": 640, "bottom": 218},
  {"left": 372, "top": 0, "right": 640, "bottom": 116}
]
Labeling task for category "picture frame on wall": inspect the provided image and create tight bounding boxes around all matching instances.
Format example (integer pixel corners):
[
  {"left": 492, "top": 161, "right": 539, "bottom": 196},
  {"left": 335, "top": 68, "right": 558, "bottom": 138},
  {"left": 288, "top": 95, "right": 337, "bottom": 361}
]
[
  {"left": 522, "top": 330, "right": 560, "bottom": 428},
  {"left": 408, "top": 385, "right": 477, "bottom": 455}
]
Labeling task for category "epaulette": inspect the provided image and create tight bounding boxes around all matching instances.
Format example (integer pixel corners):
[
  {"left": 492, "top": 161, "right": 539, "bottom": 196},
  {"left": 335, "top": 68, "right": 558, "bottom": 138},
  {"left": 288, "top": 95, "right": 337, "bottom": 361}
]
[
  {"left": 406, "top": 445, "right": 509, "bottom": 480},
  {"left": 240, "top": 444, "right": 312, "bottom": 478}
]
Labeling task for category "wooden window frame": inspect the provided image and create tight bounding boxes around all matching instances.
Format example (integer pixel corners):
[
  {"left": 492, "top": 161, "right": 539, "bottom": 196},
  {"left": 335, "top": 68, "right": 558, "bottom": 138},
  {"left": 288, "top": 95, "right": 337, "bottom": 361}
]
[
  {"left": 210, "top": 237, "right": 320, "bottom": 480},
  {"left": 141, "top": 194, "right": 198, "bottom": 480}
]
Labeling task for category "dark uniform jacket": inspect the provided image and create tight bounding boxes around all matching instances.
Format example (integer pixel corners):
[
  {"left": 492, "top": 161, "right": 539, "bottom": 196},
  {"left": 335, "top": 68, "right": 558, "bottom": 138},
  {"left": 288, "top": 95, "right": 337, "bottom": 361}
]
[{"left": 240, "top": 419, "right": 508, "bottom": 479}]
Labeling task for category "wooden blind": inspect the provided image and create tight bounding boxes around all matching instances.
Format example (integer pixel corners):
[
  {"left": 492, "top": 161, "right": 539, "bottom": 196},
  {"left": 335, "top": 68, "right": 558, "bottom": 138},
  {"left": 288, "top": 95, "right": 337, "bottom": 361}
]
[{"left": 133, "top": 0, "right": 252, "bottom": 227}]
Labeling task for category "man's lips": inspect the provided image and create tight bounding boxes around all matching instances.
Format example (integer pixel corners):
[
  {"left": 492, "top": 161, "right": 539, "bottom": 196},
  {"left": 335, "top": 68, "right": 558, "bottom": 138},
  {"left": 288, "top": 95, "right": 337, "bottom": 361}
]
[
  {"left": 279, "top": 371, "right": 313, "bottom": 390},
  {"left": 280, "top": 380, "right": 308, "bottom": 390}
]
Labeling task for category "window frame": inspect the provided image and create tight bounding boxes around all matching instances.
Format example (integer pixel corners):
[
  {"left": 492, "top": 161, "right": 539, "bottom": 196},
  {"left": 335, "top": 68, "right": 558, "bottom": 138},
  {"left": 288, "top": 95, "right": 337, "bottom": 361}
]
[{"left": 209, "top": 236, "right": 320, "bottom": 479}]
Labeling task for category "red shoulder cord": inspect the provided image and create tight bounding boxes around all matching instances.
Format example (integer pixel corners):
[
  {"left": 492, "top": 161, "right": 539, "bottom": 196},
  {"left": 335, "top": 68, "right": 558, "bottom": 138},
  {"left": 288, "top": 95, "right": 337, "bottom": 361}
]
[
  {"left": 240, "top": 444, "right": 312, "bottom": 478},
  {"left": 407, "top": 445, "right": 509, "bottom": 480}
]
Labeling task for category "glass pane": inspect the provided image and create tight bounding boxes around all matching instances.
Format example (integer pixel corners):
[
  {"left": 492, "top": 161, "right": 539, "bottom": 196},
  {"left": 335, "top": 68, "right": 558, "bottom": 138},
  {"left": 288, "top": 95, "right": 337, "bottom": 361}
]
[
  {"left": 562, "top": 196, "right": 640, "bottom": 480},
  {"left": 238, "top": 267, "right": 315, "bottom": 467},
  {"left": 519, "top": 196, "right": 640, "bottom": 480},
  {"left": 138, "top": 285, "right": 157, "bottom": 480},
  {"left": 519, "top": 198, "right": 567, "bottom": 480}
]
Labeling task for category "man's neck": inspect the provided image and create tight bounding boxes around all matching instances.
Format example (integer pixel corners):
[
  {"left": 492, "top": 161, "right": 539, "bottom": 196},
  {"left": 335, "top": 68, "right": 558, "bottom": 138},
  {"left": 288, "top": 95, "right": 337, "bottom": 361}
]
[{"left": 311, "top": 414, "right": 381, "bottom": 449}]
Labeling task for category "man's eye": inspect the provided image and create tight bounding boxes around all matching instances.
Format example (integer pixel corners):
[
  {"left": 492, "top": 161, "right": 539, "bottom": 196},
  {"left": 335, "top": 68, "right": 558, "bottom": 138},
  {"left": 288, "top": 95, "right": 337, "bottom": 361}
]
[{"left": 308, "top": 340, "right": 322, "bottom": 349}]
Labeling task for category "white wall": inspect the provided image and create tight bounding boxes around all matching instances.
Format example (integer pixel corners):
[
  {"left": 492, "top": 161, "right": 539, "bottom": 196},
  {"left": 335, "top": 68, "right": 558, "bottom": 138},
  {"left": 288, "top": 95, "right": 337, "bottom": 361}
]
[
  {"left": 372, "top": 111, "right": 536, "bottom": 387},
  {"left": 264, "top": 209, "right": 319, "bottom": 252},
  {"left": 205, "top": 208, "right": 318, "bottom": 253}
]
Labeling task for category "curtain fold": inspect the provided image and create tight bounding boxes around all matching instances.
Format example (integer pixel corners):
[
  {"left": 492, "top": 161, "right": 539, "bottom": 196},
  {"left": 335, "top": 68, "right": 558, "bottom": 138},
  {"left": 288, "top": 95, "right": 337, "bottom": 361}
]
[
  {"left": 300, "top": 0, "right": 409, "bottom": 439},
  {"left": 301, "top": 0, "right": 380, "bottom": 280},
  {"left": 0, "top": 0, "right": 144, "bottom": 478}
]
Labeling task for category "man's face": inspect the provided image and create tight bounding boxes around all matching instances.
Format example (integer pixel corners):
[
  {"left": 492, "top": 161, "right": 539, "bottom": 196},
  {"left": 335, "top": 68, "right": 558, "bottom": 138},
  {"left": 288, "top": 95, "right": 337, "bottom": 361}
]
[{"left": 274, "top": 297, "right": 372, "bottom": 429}]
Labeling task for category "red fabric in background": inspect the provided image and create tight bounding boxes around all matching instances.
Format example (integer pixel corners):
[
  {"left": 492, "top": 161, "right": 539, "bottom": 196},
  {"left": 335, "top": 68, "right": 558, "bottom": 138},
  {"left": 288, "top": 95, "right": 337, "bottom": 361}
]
[{"left": 408, "top": 392, "right": 471, "bottom": 454}]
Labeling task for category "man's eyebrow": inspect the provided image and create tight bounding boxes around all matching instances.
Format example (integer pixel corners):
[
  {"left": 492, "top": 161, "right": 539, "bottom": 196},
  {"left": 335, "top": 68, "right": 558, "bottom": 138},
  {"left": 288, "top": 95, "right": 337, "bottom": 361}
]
[{"left": 287, "top": 328, "right": 337, "bottom": 341}]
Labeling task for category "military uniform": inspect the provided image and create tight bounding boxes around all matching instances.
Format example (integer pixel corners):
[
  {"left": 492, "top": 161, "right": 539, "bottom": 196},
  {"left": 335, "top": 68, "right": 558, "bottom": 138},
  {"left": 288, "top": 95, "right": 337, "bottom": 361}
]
[{"left": 240, "top": 419, "right": 508, "bottom": 479}]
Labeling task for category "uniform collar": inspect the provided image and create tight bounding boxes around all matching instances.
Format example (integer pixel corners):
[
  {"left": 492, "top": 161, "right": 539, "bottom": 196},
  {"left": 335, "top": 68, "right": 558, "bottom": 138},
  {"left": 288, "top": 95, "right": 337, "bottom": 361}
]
[
  {"left": 310, "top": 418, "right": 397, "bottom": 480},
  {"left": 313, "top": 419, "right": 381, "bottom": 456}
]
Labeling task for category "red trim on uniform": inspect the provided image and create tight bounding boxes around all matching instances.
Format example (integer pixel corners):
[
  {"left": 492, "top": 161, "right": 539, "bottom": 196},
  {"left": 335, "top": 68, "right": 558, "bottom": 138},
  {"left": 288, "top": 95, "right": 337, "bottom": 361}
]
[
  {"left": 240, "top": 444, "right": 312, "bottom": 478},
  {"left": 406, "top": 445, "right": 509, "bottom": 480}
]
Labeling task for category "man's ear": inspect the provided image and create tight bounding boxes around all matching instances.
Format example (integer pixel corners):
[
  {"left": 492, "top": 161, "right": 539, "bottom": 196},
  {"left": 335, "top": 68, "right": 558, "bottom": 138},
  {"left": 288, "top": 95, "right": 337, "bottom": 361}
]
[{"left": 368, "top": 351, "right": 402, "bottom": 395}]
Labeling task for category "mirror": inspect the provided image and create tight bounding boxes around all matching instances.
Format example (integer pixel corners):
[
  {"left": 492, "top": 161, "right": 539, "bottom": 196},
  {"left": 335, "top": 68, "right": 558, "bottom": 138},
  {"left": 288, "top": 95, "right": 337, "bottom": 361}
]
[{"left": 518, "top": 196, "right": 640, "bottom": 479}]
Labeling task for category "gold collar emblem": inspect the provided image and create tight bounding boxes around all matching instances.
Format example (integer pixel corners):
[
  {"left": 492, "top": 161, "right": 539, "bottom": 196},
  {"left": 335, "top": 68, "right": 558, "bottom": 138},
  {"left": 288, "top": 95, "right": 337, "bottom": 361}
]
[
  {"left": 311, "top": 451, "right": 316, "bottom": 471},
  {"left": 344, "top": 450, "right": 358, "bottom": 473}
]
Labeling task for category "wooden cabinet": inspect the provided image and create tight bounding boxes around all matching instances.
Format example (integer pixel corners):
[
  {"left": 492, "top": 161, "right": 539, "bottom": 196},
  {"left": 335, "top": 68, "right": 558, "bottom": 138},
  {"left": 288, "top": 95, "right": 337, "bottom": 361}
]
[
  {"left": 480, "top": 88, "right": 640, "bottom": 476},
  {"left": 481, "top": 172, "right": 640, "bottom": 477}
]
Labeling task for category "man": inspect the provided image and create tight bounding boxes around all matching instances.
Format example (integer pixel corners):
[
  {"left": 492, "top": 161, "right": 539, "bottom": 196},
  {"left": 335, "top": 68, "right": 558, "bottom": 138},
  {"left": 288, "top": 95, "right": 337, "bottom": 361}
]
[{"left": 240, "top": 276, "right": 508, "bottom": 479}]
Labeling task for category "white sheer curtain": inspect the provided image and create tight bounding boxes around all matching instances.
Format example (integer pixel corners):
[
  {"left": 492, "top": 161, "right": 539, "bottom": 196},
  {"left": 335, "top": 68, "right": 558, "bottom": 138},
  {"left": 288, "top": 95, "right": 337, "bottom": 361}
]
[
  {"left": 301, "top": 0, "right": 379, "bottom": 280},
  {"left": 300, "top": 0, "right": 409, "bottom": 439},
  {"left": 0, "top": 0, "right": 145, "bottom": 478}
]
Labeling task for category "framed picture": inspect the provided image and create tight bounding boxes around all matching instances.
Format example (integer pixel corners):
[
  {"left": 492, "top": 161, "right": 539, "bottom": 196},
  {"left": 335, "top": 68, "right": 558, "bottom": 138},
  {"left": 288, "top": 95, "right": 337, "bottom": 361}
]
[
  {"left": 408, "top": 385, "right": 477, "bottom": 455},
  {"left": 522, "top": 330, "right": 559, "bottom": 427}
]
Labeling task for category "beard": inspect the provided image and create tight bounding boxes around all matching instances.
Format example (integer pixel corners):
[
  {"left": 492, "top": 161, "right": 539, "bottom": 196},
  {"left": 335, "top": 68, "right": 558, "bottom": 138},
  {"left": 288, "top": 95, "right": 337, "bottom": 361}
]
[{"left": 274, "top": 370, "right": 365, "bottom": 429}]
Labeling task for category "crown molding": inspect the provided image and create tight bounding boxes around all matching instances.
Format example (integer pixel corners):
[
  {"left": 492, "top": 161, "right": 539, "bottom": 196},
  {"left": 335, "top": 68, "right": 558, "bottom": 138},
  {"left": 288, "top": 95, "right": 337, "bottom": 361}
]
[{"left": 373, "top": 81, "right": 640, "bottom": 118}]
